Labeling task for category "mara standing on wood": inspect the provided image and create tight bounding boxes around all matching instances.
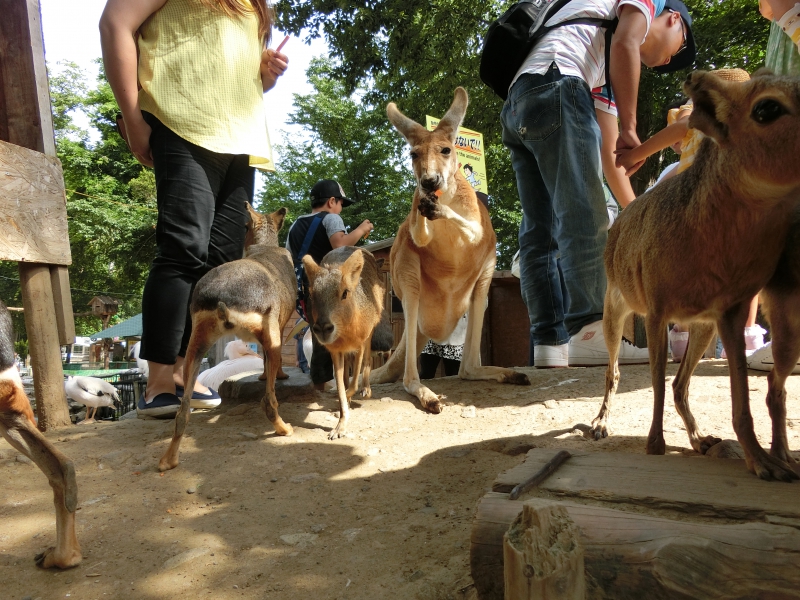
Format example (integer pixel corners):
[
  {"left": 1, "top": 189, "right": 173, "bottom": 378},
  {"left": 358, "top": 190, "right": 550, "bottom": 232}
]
[
  {"left": 369, "top": 88, "right": 530, "bottom": 413},
  {"left": 100, "top": 0, "right": 288, "bottom": 418}
]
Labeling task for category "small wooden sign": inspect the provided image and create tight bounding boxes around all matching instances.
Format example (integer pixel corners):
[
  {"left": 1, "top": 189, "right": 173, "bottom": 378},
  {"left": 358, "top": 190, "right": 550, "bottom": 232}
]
[{"left": 0, "top": 139, "right": 71, "bottom": 265}]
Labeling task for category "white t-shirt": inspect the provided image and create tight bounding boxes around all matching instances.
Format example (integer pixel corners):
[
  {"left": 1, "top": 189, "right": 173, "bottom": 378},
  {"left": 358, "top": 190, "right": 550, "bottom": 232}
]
[{"left": 511, "top": 0, "right": 658, "bottom": 93}]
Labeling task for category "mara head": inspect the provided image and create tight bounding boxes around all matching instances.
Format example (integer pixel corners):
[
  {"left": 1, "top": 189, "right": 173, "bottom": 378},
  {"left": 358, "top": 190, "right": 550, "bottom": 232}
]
[
  {"left": 302, "top": 250, "right": 366, "bottom": 346},
  {"left": 244, "top": 205, "right": 287, "bottom": 250},
  {"left": 685, "top": 70, "right": 800, "bottom": 190},
  {"left": 386, "top": 87, "right": 468, "bottom": 196}
]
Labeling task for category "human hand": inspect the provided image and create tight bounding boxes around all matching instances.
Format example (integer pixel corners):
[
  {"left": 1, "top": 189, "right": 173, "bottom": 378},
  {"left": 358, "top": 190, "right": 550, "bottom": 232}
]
[
  {"left": 759, "top": 0, "right": 774, "bottom": 20},
  {"left": 615, "top": 128, "right": 644, "bottom": 176},
  {"left": 359, "top": 219, "right": 374, "bottom": 239},
  {"left": 123, "top": 114, "right": 153, "bottom": 167},
  {"left": 261, "top": 48, "right": 289, "bottom": 92}
]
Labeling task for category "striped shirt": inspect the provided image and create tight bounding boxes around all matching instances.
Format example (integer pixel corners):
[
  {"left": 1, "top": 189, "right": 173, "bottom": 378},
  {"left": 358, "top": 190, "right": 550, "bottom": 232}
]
[
  {"left": 137, "top": 0, "right": 275, "bottom": 170},
  {"left": 511, "top": 0, "right": 661, "bottom": 93}
]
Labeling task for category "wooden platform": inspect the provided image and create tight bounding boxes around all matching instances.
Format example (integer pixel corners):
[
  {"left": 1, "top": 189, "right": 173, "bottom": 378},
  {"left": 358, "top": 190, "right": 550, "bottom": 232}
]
[{"left": 472, "top": 449, "right": 800, "bottom": 600}]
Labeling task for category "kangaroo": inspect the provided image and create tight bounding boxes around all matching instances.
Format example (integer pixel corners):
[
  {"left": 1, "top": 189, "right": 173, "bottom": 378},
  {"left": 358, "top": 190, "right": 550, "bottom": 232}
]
[
  {"left": 159, "top": 205, "right": 295, "bottom": 472},
  {"left": 593, "top": 70, "right": 800, "bottom": 481},
  {"left": 0, "top": 300, "right": 81, "bottom": 568},
  {"left": 370, "top": 87, "right": 530, "bottom": 412},
  {"left": 304, "top": 246, "right": 385, "bottom": 439}
]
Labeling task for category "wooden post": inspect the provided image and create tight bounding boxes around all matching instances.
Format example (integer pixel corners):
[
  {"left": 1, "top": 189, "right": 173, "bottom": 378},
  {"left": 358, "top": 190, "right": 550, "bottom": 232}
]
[
  {"left": 503, "top": 500, "right": 585, "bottom": 600},
  {"left": 1, "top": 0, "right": 74, "bottom": 430}
]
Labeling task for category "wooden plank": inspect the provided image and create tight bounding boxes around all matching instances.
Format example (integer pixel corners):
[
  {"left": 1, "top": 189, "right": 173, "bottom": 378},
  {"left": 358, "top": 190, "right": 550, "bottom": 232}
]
[
  {"left": 19, "top": 262, "right": 71, "bottom": 430},
  {"left": 50, "top": 265, "right": 75, "bottom": 344},
  {"left": 0, "top": 140, "right": 71, "bottom": 264},
  {"left": 472, "top": 491, "right": 800, "bottom": 600},
  {"left": 493, "top": 448, "right": 800, "bottom": 521}
]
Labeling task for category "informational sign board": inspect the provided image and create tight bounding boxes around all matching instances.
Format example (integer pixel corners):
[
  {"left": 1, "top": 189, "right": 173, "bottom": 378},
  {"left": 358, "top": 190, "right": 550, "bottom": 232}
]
[{"left": 425, "top": 116, "right": 488, "bottom": 195}]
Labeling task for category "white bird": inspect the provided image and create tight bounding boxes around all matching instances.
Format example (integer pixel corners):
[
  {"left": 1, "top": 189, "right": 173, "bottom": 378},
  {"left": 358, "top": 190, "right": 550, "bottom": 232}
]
[
  {"left": 129, "top": 341, "right": 149, "bottom": 378},
  {"left": 196, "top": 340, "right": 263, "bottom": 390},
  {"left": 64, "top": 376, "right": 120, "bottom": 425}
]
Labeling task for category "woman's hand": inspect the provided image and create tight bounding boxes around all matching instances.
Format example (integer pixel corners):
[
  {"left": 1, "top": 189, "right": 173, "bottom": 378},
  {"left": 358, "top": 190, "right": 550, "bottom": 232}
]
[
  {"left": 123, "top": 113, "right": 154, "bottom": 167},
  {"left": 261, "top": 48, "right": 288, "bottom": 92}
]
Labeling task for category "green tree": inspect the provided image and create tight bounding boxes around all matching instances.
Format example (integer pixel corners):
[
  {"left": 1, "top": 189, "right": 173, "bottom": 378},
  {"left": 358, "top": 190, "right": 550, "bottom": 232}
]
[{"left": 259, "top": 59, "right": 415, "bottom": 244}]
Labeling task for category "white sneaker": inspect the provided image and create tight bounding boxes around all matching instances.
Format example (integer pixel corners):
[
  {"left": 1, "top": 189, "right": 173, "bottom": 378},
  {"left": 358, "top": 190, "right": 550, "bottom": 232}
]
[
  {"left": 568, "top": 321, "right": 650, "bottom": 367},
  {"left": 533, "top": 343, "right": 569, "bottom": 368},
  {"left": 746, "top": 342, "right": 800, "bottom": 373}
]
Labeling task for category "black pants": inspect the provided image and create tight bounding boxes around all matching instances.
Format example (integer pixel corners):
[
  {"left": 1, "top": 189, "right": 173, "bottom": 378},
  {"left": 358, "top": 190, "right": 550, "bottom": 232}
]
[
  {"left": 419, "top": 353, "right": 460, "bottom": 379},
  {"left": 303, "top": 288, "right": 334, "bottom": 385},
  {"left": 139, "top": 112, "right": 254, "bottom": 364}
]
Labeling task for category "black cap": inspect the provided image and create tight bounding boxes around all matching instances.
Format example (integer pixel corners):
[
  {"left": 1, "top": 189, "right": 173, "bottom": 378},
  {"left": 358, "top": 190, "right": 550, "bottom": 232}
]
[
  {"left": 653, "top": 0, "right": 696, "bottom": 74},
  {"left": 310, "top": 179, "right": 354, "bottom": 207}
]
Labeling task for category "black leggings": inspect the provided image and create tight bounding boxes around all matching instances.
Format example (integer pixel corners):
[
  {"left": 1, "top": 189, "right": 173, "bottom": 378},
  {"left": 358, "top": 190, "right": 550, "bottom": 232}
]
[
  {"left": 139, "top": 112, "right": 254, "bottom": 364},
  {"left": 419, "top": 353, "right": 461, "bottom": 379}
]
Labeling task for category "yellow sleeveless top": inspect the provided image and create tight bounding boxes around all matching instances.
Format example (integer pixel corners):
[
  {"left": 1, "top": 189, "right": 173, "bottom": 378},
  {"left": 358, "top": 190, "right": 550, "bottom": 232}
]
[{"left": 137, "top": 0, "right": 274, "bottom": 170}]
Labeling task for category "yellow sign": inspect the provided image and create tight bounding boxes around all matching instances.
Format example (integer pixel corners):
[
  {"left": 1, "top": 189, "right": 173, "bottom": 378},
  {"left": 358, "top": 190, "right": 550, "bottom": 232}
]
[{"left": 425, "top": 116, "right": 488, "bottom": 194}]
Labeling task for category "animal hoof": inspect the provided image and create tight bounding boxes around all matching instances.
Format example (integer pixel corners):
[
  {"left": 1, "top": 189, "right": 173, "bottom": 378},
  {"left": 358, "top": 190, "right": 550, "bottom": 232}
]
[
  {"left": 646, "top": 436, "right": 666, "bottom": 455},
  {"left": 275, "top": 422, "right": 293, "bottom": 436},
  {"left": 590, "top": 424, "right": 608, "bottom": 441},
  {"left": 35, "top": 547, "right": 81, "bottom": 569},
  {"left": 749, "top": 450, "right": 799, "bottom": 482},
  {"left": 327, "top": 428, "right": 345, "bottom": 440},
  {"left": 698, "top": 435, "right": 723, "bottom": 454},
  {"left": 158, "top": 455, "right": 179, "bottom": 472},
  {"left": 424, "top": 399, "right": 443, "bottom": 414},
  {"left": 360, "top": 387, "right": 372, "bottom": 399},
  {"left": 503, "top": 371, "right": 531, "bottom": 386}
]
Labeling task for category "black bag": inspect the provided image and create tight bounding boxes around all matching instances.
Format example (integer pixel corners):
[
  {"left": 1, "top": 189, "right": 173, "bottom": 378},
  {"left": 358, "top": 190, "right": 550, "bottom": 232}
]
[{"left": 480, "top": 0, "right": 616, "bottom": 100}]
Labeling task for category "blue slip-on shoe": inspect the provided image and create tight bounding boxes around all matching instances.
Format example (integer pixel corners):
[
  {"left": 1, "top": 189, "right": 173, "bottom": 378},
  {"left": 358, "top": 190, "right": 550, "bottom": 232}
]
[
  {"left": 137, "top": 390, "right": 181, "bottom": 419},
  {"left": 175, "top": 385, "right": 222, "bottom": 410}
]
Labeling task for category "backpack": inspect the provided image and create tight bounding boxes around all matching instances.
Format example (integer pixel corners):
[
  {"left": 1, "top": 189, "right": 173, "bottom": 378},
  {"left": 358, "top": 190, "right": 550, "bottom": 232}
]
[
  {"left": 291, "top": 212, "right": 327, "bottom": 321},
  {"left": 480, "top": 0, "right": 617, "bottom": 101}
]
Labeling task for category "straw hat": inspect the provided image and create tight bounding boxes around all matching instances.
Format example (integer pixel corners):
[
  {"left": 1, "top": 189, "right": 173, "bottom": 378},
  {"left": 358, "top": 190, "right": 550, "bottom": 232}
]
[{"left": 710, "top": 68, "right": 751, "bottom": 82}]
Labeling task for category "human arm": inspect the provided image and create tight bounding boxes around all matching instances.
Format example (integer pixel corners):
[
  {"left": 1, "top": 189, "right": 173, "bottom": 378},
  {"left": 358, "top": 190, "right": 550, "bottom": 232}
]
[
  {"left": 615, "top": 119, "right": 690, "bottom": 175},
  {"left": 609, "top": 5, "right": 650, "bottom": 156},
  {"left": 261, "top": 48, "right": 289, "bottom": 92},
  {"left": 329, "top": 220, "right": 374, "bottom": 248},
  {"left": 99, "top": 0, "right": 167, "bottom": 167},
  {"left": 596, "top": 108, "right": 636, "bottom": 207}
]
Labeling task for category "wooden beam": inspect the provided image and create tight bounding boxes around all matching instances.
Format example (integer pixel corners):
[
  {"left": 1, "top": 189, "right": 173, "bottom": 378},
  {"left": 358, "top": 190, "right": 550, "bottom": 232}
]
[
  {"left": 19, "top": 262, "right": 71, "bottom": 429},
  {"left": 50, "top": 265, "right": 75, "bottom": 344}
]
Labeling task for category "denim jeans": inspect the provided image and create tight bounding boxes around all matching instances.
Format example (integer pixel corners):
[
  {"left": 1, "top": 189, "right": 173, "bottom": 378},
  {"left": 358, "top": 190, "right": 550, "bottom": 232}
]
[
  {"left": 501, "top": 67, "right": 607, "bottom": 348},
  {"left": 140, "top": 112, "right": 254, "bottom": 364}
]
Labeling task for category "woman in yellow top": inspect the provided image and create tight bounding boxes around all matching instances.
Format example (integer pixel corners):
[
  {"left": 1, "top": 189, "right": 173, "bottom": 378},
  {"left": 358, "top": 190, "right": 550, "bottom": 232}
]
[{"left": 100, "top": 0, "right": 288, "bottom": 417}]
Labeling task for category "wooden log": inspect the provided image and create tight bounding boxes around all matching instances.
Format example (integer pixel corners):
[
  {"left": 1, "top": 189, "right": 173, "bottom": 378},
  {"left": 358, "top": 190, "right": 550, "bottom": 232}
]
[
  {"left": 474, "top": 492, "right": 800, "bottom": 600},
  {"left": 503, "top": 500, "right": 585, "bottom": 600},
  {"left": 19, "top": 262, "right": 71, "bottom": 430},
  {"left": 50, "top": 265, "right": 75, "bottom": 344}
]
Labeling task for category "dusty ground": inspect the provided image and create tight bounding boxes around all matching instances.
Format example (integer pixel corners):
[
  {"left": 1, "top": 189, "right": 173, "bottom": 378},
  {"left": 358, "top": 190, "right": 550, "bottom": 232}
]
[{"left": 2, "top": 360, "right": 800, "bottom": 600}]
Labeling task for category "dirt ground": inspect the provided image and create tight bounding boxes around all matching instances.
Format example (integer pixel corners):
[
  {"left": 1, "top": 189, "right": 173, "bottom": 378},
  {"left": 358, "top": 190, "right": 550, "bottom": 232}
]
[{"left": 2, "top": 360, "right": 799, "bottom": 600}]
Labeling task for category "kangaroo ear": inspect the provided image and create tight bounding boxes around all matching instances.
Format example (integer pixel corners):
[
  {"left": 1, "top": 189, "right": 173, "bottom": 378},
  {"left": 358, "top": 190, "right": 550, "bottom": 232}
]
[
  {"left": 270, "top": 207, "right": 288, "bottom": 232},
  {"left": 684, "top": 71, "right": 730, "bottom": 143},
  {"left": 435, "top": 87, "right": 469, "bottom": 142},
  {"left": 341, "top": 249, "right": 365, "bottom": 291},
  {"left": 387, "top": 102, "right": 428, "bottom": 144},
  {"left": 302, "top": 255, "right": 322, "bottom": 286}
]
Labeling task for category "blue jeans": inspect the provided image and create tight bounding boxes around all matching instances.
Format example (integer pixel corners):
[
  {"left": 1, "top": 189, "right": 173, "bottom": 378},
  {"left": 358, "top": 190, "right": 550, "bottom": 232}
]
[{"left": 501, "top": 67, "right": 607, "bottom": 348}]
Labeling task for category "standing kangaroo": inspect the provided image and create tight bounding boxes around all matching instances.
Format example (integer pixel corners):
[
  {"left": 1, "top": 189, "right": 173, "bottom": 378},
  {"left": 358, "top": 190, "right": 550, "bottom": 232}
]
[
  {"left": 370, "top": 87, "right": 530, "bottom": 413},
  {"left": 593, "top": 71, "right": 800, "bottom": 481}
]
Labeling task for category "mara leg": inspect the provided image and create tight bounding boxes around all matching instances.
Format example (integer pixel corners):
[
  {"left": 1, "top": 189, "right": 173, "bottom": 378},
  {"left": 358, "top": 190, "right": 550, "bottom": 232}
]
[
  {"left": 360, "top": 335, "right": 374, "bottom": 399},
  {"left": 459, "top": 264, "right": 530, "bottom": 386},
  {"left": 370, "top": 329, "right": 405, "bottom": 384},
  {"left": 718, "top": 303, "right": 798, "bottom": 481},
  {"left": 159, "top": 316, "right": 216, "bottom": 471},
  {"left": 0, "top": 403, "right": 81, "bottom": 568},
  {"left": 671, "top": 322, "right": 721, "bottom": 453},
  {"left": 763, "top": 287, "right": 800, "bottom": 463},
  {"left": 590, "top": 286, "right": 630, "bottom": 440},
  {"left": 260, "top": 316, "right": 293, "bottom": 436},
  {"left": 644, "top": 312, "right": 670, "bottom": 455},
  {"left": 329, "top": 352, "right": 350, "bottom": 439}
]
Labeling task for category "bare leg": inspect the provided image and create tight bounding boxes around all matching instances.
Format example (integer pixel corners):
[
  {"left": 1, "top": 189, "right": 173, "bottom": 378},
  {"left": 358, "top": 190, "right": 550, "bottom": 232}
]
[
  {"left": 672, "top": 322, "right": 721, "bottom": 453},
  {"left": 172, "top": 356, "right": 210, "bottom": 394},
  {"left": 717, "top": 303, "right": 798, "bottom": 481},
  {"left": 591, "top": 286, "right": 630, "bottom": 440}
]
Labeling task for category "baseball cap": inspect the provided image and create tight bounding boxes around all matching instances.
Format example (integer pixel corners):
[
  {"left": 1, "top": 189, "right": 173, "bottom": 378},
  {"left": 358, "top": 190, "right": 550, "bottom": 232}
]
[
  {"left": 310, "top": 179, "right": 354, "bottom": 207},
  {"left": 653, "top": 0, "right": 696, "bottom": 74}
]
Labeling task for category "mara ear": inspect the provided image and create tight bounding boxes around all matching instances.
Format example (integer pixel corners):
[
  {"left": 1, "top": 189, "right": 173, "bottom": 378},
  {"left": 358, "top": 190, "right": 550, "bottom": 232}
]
[
  {"left": 684, "top": 72, "right": 729, "bottom": 143},
  {"left": 245, "top": 202, "right": 261, "bottom": 227},
  {"left": 435, "top": 87, "right": 469, "bottom": 142},
  {"left": 341, "top": 249, "right": 365, "bottom": 291},
  {"left": 387, "top": 102, "right": 428, "bottom": 144},
  {"left": 375, "top": 257, "right": 385, "bottom": 272},
  {"left": 302, "top": 255, "right": 322, "bottom": 286},
  {"left": 270, "top": 207, "right": 288, "bottom": 232}
]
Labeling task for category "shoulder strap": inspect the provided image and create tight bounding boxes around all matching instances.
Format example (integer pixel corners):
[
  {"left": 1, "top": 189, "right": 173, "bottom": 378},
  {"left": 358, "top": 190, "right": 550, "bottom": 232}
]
[{"left": 295, "top": 212, "right": 327, "bottom": 266}]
